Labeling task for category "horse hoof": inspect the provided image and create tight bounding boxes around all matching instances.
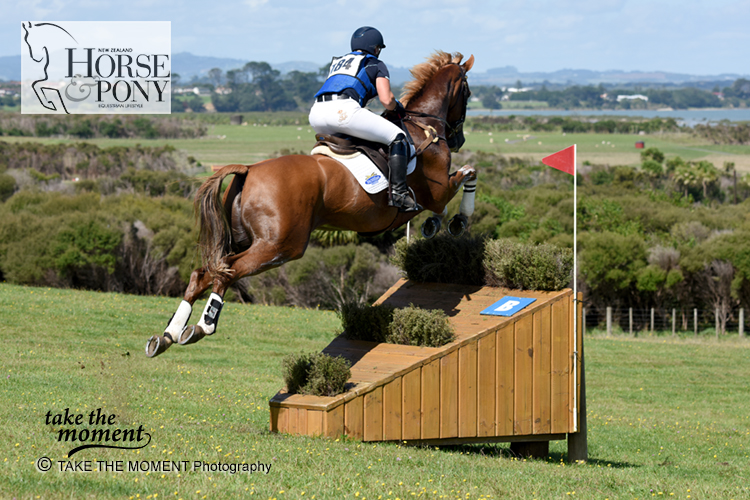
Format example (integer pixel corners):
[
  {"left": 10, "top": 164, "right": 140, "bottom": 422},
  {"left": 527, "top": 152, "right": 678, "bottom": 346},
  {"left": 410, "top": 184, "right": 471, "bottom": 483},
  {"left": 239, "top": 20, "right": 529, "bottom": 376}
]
[
  {"left": 179, "top": 325, "right": 206, "bottom": 346},
  {"left": 447, "top": 214, "right": 468, "bottom": 237},
  {"left": 145, "top": 335, "right": 171, "bottom": 358},
  {"left": 421, "top": 216, "right": 441, "bottom": 239}
]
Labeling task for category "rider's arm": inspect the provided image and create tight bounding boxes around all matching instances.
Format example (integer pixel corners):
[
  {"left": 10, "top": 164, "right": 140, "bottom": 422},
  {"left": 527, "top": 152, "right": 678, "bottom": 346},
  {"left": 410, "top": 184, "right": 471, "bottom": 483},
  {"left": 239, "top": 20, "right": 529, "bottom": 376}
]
[{"left": 376, "top": 77, "right": 396, "bottom": 111}]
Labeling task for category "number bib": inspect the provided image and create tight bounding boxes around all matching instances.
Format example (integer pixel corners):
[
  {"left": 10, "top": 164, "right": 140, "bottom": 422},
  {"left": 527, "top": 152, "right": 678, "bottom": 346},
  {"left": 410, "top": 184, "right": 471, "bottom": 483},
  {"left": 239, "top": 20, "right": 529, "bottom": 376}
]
[{"left": 326, "top": 54, "right": 367, "bottom": 78}]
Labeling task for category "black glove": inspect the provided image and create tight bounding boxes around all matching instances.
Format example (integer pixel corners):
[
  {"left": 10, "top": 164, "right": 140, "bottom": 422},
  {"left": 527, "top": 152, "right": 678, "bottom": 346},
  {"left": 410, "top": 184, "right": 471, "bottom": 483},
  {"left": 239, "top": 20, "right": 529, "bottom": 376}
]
[{"left": 392, "top": 100, "right": 407, "bottom": 120}]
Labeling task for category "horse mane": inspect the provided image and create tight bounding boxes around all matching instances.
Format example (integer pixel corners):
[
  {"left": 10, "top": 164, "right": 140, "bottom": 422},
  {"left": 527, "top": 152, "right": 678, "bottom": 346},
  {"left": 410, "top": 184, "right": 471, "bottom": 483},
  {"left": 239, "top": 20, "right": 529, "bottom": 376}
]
[{"left": 401, "top": 51, "right": 465, "bottom": 106}]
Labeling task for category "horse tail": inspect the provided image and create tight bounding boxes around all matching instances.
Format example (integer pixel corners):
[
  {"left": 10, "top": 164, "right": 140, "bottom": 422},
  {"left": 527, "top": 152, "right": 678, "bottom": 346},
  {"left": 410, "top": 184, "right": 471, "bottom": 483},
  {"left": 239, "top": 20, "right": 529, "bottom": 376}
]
[{"left": 195, "top": 164, "right": 248, "bottom": 278}]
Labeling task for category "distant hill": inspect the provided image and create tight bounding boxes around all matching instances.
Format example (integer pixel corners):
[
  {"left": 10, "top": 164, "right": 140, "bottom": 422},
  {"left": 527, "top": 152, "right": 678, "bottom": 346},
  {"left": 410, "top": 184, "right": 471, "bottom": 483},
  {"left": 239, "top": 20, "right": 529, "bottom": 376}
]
[
  {"left": 171, "top": 55, "right": 749, "bottom": 88},
  {"left": 2, "top": 52, "right": 746, "bottom": 88},
  {"left": 470, "top": 65, "right": 747, "bottom": 87},
  {"left": 0, "top": 55, "right": 20, "bottom": 81}
]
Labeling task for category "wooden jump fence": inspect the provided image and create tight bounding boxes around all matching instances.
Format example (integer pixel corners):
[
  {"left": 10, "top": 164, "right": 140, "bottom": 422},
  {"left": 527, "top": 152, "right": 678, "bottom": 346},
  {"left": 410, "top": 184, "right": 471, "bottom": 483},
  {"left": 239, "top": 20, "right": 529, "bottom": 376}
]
[{"left": 269, "top": 279, "right": 586, "bottom": 459}]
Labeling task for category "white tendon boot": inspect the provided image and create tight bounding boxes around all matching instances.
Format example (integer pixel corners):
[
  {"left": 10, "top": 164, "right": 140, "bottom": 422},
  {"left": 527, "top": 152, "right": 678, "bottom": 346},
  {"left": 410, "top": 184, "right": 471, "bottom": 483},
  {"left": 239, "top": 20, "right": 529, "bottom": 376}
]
[
  {"left": 196, "top": 293, "right": 224, "bottom": 335},
  {"left": 164, "top": 300, "right": 192, "bottom": 343},
  {"left": 459, "top": 178, "right": 477, "bottom": 217}
]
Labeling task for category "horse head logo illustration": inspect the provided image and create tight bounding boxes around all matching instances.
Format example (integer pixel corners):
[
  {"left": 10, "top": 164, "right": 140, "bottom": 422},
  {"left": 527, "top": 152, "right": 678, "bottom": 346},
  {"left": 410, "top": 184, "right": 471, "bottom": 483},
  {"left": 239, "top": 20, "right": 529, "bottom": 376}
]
[{"left": 23, "top": 21, "right": 78, "bottom": 114}]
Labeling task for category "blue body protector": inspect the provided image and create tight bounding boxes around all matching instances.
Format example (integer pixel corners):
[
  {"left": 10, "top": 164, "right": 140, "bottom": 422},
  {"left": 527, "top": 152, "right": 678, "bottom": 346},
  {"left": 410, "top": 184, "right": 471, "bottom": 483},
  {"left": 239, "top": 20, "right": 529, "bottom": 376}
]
[{"left": 315, "top": 52, "right": 379, "bottom": 107}]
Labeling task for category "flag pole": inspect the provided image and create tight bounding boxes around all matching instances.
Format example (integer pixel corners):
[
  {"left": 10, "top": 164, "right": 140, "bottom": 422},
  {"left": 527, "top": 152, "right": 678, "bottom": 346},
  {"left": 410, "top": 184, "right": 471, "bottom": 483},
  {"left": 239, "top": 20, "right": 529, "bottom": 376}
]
[{"left": 541, "top": 144, "right": 583, "bottom": 442}]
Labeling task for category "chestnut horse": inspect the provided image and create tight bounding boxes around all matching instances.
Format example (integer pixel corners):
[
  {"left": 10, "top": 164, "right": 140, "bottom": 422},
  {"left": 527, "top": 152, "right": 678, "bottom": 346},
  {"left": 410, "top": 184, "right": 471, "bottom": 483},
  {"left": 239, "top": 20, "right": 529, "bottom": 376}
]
[{"left": 146, "top": 51, "right": 477, "bottom": 358}]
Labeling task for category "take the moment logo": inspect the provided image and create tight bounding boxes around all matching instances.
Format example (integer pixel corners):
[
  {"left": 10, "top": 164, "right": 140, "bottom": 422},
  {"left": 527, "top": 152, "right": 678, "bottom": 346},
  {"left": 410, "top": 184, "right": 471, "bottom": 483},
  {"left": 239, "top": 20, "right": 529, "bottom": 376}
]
[{"left": 21, "top": 21, "right": 171, "bottom": 114}]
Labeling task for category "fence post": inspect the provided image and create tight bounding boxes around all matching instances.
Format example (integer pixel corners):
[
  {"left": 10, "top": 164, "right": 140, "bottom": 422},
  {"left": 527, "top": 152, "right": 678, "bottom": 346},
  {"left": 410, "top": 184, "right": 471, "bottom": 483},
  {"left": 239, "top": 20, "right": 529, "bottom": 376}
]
[
  {"left": 740, "top": 308, "right": 744, "bottom": 338},
  {"left": 629, "top": 307, "right": 633, "bottom": 336},
  {"left": 694, "top": 308, "right": 698, "bottom": 337},
  {"left": 606, "top": 307, "right": 612, "bottom": 336},
  {"left": 715, "top": 308, "right": 720, "bottom": 339},
  {"left": 672, "top": 309, "right": 676, "bottom": 337},
  {"left": 650, "top": 308, "right": 654, "bottom": 334}
]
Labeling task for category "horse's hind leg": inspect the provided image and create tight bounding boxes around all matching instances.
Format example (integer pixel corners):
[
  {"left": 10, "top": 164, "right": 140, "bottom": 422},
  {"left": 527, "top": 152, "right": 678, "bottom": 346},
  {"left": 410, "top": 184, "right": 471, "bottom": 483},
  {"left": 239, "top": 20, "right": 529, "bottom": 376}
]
[
  {"left": 178, "top": 239, "right": 306, "bottom": 347},
  {"left": 145, "top": 267, "right": 213, "bottom": 358}
]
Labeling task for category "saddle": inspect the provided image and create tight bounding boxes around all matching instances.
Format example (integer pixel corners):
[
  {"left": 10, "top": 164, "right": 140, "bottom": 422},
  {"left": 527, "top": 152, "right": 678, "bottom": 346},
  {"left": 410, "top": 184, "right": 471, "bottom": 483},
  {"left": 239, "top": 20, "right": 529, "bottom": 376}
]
[{"left": 312, "top": 134, "right": 392, "bottom": 180}]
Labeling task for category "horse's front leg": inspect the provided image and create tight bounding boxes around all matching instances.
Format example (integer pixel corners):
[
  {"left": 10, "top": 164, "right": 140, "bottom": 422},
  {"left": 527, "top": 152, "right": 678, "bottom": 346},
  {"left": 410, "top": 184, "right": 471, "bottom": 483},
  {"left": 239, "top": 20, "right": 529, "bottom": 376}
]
[
  {"left": 145, "top": 267, "right": 213, "bottom": 358},
  {"left": 421, "top": 207, "right": 447, "bottom": 239},
  {"left": 446, "top": 165, "right": 477, "bottom": 237}
]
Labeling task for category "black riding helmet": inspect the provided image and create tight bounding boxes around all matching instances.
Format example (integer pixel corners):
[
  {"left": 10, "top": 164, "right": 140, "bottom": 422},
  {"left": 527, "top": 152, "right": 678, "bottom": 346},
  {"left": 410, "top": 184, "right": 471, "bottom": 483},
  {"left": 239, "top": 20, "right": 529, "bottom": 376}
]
[{"left": 351, "top": 27, "right": 385, "bottom": 55}]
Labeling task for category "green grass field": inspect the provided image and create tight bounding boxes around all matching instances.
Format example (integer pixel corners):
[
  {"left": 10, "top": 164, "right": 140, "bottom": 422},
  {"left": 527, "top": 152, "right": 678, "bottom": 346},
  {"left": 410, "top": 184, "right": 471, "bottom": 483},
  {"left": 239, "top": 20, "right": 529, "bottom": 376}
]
[
  {"left": 4, "top": 115, "right": 750, "bottom": 173},
  {"left": 2, "top": 283, "right": 749, "bottom": 499}
]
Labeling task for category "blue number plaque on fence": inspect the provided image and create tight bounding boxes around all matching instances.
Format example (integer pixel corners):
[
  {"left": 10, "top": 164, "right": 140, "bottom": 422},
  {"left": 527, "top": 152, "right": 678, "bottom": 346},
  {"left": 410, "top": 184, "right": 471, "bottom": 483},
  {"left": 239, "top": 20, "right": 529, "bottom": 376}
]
[{"left": 480, "top": 296, "right": 537, "bottom": 317}]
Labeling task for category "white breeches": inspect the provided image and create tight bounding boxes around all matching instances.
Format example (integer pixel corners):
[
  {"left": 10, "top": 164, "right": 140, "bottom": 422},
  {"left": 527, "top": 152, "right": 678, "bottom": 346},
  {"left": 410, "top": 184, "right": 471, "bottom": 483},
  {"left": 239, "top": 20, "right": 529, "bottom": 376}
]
[{"left": 309, "top": 99, "right": 403, "bottom": 146}]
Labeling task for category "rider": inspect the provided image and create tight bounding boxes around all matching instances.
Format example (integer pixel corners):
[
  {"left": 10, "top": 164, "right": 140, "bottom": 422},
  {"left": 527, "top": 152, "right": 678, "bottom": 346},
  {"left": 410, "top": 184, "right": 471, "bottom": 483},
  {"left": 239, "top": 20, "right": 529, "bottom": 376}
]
[{"left": 309, "top": 26, "right": 421, "bottom": 212}]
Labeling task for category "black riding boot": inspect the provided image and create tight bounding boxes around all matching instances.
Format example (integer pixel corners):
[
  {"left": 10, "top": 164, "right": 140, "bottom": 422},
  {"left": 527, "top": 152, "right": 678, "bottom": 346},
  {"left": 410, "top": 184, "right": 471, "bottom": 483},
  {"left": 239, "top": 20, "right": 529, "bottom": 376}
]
[{"left": 388, "top": 135, "right": 422, "bottom": 212}]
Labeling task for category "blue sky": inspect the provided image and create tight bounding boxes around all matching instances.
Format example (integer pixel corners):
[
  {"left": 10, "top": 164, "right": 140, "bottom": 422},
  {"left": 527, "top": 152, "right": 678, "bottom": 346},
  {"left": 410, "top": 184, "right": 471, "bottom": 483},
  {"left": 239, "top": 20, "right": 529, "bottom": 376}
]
[{"left": 4, "top": 0, "right": 749, "bottom": 75}]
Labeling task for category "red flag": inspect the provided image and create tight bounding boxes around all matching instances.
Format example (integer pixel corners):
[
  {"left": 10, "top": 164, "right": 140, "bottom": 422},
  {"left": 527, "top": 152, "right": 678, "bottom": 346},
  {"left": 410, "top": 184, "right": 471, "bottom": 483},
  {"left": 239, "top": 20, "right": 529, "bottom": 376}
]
[{"left": 542, "top": 145, "right": 575, "bottom": 175}]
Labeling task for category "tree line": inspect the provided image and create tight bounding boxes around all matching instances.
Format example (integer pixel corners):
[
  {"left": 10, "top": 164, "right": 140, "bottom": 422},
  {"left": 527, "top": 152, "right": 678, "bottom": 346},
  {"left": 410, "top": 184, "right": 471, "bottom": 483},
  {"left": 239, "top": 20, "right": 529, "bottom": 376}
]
[
  {"left": 473, "top": 78, "right": 750, "bottom": 110},
  {"left": 173, "top": 62, "right": 323, "bottom": 113}
]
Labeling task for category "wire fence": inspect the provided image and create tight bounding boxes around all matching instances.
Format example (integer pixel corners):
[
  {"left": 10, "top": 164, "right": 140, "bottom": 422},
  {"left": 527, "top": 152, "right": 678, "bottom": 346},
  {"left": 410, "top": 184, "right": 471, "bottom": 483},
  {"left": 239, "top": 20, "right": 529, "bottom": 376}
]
[{"left": 582, "top": 306, "right": 746, "bottom": 337}]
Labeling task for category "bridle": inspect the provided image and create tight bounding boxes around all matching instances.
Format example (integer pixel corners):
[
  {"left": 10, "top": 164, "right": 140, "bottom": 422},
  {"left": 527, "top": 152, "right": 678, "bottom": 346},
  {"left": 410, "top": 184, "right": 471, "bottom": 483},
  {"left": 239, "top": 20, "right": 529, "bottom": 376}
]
[{"left": 403, "top": 63, "right": 471, "bottom": 153}]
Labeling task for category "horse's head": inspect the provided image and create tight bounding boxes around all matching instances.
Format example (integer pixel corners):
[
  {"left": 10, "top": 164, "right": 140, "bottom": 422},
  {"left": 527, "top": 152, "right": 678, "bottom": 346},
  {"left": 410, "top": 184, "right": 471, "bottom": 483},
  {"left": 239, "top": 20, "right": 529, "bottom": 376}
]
[
  {"left": 444, "top": 55, "right": 474, "bottom": 152},
  {"left": 401, "top": 52, "right": 475, "bottom": 153}
]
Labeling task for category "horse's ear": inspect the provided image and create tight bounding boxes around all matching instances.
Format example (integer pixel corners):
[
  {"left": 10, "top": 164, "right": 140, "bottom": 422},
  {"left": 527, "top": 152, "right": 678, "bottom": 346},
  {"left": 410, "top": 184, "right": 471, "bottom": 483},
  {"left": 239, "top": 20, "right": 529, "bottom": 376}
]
[{"left": 462, "top": 55, "right": 475, "bottom": 73}]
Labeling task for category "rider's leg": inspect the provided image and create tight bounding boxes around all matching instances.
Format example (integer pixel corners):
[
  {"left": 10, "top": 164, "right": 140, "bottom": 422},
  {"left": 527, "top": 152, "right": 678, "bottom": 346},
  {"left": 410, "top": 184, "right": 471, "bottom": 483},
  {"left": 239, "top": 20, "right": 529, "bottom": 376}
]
[{"left": 387, "top": 133, "right": 421, "bottom": 212}]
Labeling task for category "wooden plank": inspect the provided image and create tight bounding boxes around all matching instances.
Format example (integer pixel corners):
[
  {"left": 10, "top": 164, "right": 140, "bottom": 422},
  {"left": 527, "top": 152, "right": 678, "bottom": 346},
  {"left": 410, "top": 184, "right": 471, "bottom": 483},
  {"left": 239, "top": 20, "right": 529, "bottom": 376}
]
[
  {"left": 324, "top": 338, "right": 440, "bottom": 357},
  {"left": 383, "top": 378, "right": 402, "bottom": 441},
  {"left": 551, "top": 298, "right": 570, "bottom": 434},
  {"left": 569, "top": 293, "right": 574, "bottom": 432},
  {"left": 477, "top": 332, "right": 496, "bottom": 437},
  {"left": 344, "top": 396, "right": 364, "bottom": 440},
  {"left": 402, "top": 369, "right": 422, "bottom": 440},
  {"left": 576, "top": 293, "right": 583, "bottom": 431},
  {"left": 569, "top": 292, "right": 582, "bottom": 433},
  {"left": 287, "top": 408, "right": 299, "bottom": 435},
  {"left": 271, "top": 406, "right": 285, "bottom": 433},
  {"left": 533, "top": 305, "right": 552, "bottom": 434},
  {"left": 496, "top": 323, "right": 514, "bottom": 436},
  {"left": 458, "top": 342, "right": 478, "bottom": 438},
  {"left": 440, "top": 350, "right": 459, "bottom": 438},
  {"left": 270, "top": 406, "right": 280, "bottom": 433},
  {"left": 307, "top": 410, "right": 323, "bottom": 436},
  {"left": 269, "top": 392, "right": 337, "bottom": 410},
  {"left": 514, "top": 314, "right": 534, "bottom": 435},
  {"left": 325, "top": 404, "right": 344, "bottom": 438},
  {"left": 363, "top": 386, "right": 383, "bottom": 442},
  {"left": 421, "top": 359, "right": 440, "bottom": 440},
  {"left": 298, "top": 408, "right": 308, "bottom": 436}
]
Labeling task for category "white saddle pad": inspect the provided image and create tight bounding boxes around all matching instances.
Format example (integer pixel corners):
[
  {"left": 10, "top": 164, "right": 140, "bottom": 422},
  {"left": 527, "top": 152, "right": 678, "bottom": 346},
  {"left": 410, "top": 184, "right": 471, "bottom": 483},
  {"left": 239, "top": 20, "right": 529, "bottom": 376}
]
[{"left": 310, "top": 145, "right": 416, "bottom": 194}]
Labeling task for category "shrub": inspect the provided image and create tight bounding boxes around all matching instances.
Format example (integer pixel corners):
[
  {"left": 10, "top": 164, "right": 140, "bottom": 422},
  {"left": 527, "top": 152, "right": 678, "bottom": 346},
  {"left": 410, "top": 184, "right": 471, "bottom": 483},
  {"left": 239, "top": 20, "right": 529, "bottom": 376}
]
[
  {"left": 391, "top": 234, "right": 487, "bottom": 285},
  {"left": 483, "top": 239, "right": 573, "bottom": 291},
  {"left": 282, "top": 352, "right": 313, "bottom": 395},
  {"left": 0, "top": 191, "right": 196, "bottom": 295},
  {"left": 339, "top": 302, "right": 394, "bottom": 343},
  {"left": 282, "top": 352, "right": 351, "bottom": 397},
  {"left": 386, "top": 304, "right": 456, "bottom": 347},
  {"left": 304, "top": 353, "right": 352, "bottom": 397},
  {"left": 0, "top": 173, "right": 16, "bottom": 202},
  {"left": 340, "top": 302, "right": 455, "bottom": 348}
]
